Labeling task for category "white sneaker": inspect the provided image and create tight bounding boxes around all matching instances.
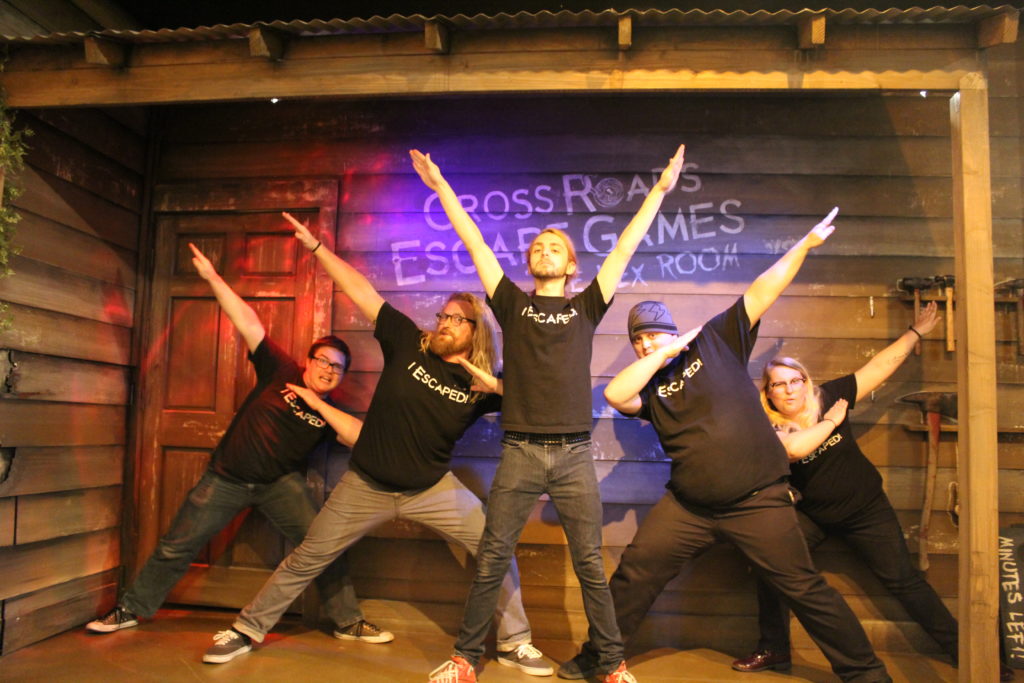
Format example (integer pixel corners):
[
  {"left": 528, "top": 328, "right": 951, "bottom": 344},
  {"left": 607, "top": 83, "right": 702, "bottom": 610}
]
[{"left": 85, "top": 607, "right": 138, "bottom": 633}]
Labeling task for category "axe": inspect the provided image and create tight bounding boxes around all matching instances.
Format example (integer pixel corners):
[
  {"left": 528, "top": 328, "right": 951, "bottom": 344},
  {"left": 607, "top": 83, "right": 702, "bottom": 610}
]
[{"left": 899, "top": 391, "right": 957, "bottom": 571}]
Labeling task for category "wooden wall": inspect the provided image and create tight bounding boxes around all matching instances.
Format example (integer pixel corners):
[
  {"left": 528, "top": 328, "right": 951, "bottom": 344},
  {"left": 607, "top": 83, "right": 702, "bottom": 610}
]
[
  {"left": 150, "top": 45, "right": 1023, "bottom": 657},
  {"left": 0, "top": 106, "right": 147, "bottom": 653}
]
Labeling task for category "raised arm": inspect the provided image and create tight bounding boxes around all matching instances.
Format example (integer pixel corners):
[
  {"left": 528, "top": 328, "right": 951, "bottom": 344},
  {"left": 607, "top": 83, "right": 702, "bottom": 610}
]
[
  {"left": 190, "top": 243, "right": 265, "bottom": 353},
  {"left": 743, "top": 207, "right": 837, "bottom": 327},
  {"left": 409, "top": 150, "right": 504, "bottom": 297},
  {"left": 286, "top": 383, "right": 363, "bottom": 447},
  {"left": 854, "top": 301, "right": 939, "bottom": 401},
  {"left": 777, "top": 398, "right": 848, "bottom": 461},
  {"left": 596, "top": 145, "right": 686, "bottom": 303},
  {"left": 283, "top": 212, "right": 385, "bottom": 323},
  {"left": 604, "top": 326, "right": 702, "bottom": 415}
]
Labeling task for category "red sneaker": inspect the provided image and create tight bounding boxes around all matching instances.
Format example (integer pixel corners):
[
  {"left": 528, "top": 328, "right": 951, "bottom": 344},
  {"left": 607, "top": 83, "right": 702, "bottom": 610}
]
[
  {"left": 604, "top": 661, "right": 637, "bottom": 683},
  {"left": 428, "top": 655, "right": 477, "bottom": 683}
]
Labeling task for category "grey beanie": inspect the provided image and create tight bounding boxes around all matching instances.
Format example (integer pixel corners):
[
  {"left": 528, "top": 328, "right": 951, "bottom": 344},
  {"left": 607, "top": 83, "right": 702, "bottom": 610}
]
[{"left": 628, "top": 301, "right": 679, "bottom": 339}]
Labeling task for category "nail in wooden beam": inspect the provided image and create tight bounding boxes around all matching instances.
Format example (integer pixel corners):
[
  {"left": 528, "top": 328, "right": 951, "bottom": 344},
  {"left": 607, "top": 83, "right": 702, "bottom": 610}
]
[
  {"left": 248, "top": 26, "right": 287, "bottom": 61},
  {"left": 83, "top": 35, "right": 128, "bottom": 68},
  {"left": 618, "top": 15, "right": 633, "bottom": 51},
  {"left": 977, "top": 7, "right": 1019, "bottom": 48},
  {"left": 797, "top": 14, "right": 826, "bottom": 50},
  {"left": 425, "top": 19, "right": 450, "bottom": 54}
]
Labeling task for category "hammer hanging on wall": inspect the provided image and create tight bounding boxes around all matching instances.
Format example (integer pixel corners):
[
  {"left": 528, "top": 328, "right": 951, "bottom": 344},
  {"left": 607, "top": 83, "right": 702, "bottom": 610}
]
[
  {"left": 934, "top": 275, "right": 955, "bottom": 352},
  {"left": 896, "top": 277, "right": 935, "bottom": 355},
  {"left": 899, "top": 391, "right": 957, "bottom": 572}
]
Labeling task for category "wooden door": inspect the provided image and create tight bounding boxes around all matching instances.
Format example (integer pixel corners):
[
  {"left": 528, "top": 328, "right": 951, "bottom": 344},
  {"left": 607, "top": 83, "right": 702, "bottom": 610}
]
[{"left": 134, "top": 180, "right": 337, "bottom": 608}]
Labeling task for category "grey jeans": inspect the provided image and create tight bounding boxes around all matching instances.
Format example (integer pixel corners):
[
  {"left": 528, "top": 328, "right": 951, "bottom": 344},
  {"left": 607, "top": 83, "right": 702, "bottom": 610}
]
[{"left": 234, "top": 468, "right": 532, "bottom": 650}]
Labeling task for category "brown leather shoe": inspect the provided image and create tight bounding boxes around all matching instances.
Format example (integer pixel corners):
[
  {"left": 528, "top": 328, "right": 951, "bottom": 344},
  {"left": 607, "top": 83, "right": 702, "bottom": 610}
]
[{"left": 731, "top": 650, "right": 792, "bottom": 672}]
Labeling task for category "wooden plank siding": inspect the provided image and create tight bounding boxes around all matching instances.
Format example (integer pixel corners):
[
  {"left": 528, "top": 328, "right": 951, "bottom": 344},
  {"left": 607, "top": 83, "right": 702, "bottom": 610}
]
[
  {"left": 148, "top": 74, "right": 1023, "bottom": 657},
  {"left": 0, "top": 107, "right": 146, "bottom": 655}
]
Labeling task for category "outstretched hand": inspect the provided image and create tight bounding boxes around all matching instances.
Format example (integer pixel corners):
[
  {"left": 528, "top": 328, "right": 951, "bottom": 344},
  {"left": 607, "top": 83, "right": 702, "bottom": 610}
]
[
  {"left": 912, "top": 300, "right": 940, "bottom": 336},
  {"left": 823, "top": 398, "right": 849, "bottom": 427},
  {"left": 282, "top": 212, "right": 320, "bottom": 251},
  {"left": 804, "top": 207, "right": 839, "bottom": 248},
  {"left": 189, "top": 242, "right": 218, "bottom": 281},
  {"left": 654, "top": 144, "right": 686, "bottom": 194},
  {"left": 457, "top": 356, "right": 501, "bottom": 394},
  {"left": 409, "top": 149, "right": 445, "bottom": 191}
]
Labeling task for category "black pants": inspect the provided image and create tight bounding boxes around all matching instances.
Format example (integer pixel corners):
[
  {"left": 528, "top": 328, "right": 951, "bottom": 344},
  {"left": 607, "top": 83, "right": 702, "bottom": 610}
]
[
  {"left": 608, "top": 483, "right": 890, "bottom": 682},
  {"left": 756, "top": 491, "right": 958, "bottom": 659}
]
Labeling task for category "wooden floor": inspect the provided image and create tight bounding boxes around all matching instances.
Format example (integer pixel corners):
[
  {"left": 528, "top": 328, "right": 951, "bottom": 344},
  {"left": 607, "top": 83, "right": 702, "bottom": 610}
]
[{"left": 0, "top": 604, "right": 963, "bottom": 682}]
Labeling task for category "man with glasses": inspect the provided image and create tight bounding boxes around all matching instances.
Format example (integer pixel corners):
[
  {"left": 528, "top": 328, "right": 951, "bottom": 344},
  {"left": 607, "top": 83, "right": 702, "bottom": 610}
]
[
  {"left": 201, "top": 214, "right": 550, "bottom": 675},
  {"left": 566, "top": 208, "right": 892, "bottom": 682},
  {"left": 88, "top": 243, "right": 386, "bottom": 648}
]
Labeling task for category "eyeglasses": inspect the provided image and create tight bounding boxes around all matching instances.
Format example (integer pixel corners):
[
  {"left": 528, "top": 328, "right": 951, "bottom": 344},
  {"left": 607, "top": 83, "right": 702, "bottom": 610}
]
[
  {"left": 435, "top": 312, "right": 476, "bottom": 326},
  {"left": 310, "top": 356, "right": 345, "bottom": 375},
  {"left": 767, "top": 377, "right": 806, "bottom": 392}
]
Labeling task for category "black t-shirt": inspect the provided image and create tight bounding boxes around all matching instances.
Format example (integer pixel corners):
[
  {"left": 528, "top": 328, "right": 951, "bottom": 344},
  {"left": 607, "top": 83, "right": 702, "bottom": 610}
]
[
  {"left": 634, "top": 297, "right": 789, "bottom": 508},
  {"left": 788, "top": 374, "right": 884, "bottom": 524},
  {"left": 211, "top": 337, "right": 336, "bottom": 484},
  {"left": 487, "top": 274, "right": 609, "bottom": 433},
  {"left": 351, "top": 303, "right": 501, "bottom": 491}
]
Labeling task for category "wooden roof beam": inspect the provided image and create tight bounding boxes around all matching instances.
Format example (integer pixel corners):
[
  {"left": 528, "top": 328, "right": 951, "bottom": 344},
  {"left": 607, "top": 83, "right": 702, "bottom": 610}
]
[
  {"left": 618, "top": 15, "right": 633, "bottom": 51},
  {"left": 425, "top": 19, "right": 449, "bottom": 54},
  {"left": 977, "top": 7, "right": 1019, "bottom": 48},
  {"left": 797, "top": 14, "right": 826, "bottom": 50},
  {"left": 83, "top": 35, "right": 128, "bottom": 67},
  {"left": 248, "top": 26, "right": 287, "bottom": 61}
]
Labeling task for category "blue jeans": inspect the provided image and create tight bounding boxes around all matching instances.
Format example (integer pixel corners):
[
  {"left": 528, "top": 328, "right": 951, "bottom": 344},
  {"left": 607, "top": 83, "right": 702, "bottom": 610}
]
[
  {"left": 454, "top": 435, "right": 624, "bottom": 670},
  {"left": 121, "top": 469, "right": 361, "bottom": 629}
]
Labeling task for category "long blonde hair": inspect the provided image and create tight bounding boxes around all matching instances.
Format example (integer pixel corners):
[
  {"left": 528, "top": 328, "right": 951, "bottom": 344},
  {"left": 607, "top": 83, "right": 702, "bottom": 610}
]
[
  {"left": 760, "top": 356, "right": 821, "bottom": 430},
  {"left": 419, "top": 292, "right": 501, "bottom": 402}
]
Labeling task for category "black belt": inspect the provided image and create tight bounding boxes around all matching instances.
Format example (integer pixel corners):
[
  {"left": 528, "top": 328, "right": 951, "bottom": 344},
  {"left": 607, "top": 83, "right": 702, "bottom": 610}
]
[{"left": 504, "top": 431, "right": 590, "bottom": 445}]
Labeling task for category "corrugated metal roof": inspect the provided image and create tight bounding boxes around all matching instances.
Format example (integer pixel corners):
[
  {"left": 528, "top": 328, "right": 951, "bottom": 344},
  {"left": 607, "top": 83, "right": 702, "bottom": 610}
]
[{"left": 1, "top": 5, "right": 1016, "bottom": 44}]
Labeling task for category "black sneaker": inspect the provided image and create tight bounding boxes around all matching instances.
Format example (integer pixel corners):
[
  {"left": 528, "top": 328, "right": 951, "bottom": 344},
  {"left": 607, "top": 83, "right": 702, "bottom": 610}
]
[
  {"left": 558, "top": 648, "right": 602, "bottom": 680},
  {"left": 203, "top": 629, "right": 252, "bottom": 663},
  {"left": 85, "top": 606, "right": 139, "bottom": 633},
  {"left": 333, "top": 619, "right": 394, "bottom": 644}
]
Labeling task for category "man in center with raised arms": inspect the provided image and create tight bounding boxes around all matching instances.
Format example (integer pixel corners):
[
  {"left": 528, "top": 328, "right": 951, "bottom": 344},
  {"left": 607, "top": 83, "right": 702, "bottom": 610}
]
[{"left": 414, "top": 145, "right": 686, "bottom": 683}]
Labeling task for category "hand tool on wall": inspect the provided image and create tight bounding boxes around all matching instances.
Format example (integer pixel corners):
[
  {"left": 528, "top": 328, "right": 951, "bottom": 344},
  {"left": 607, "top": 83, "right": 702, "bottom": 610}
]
[
  {"left": 897, "top": 277, "right": 935, "bottom": 355},
  {"left": 899, "top": 391, "right": 957, "bottom": 571},
  {"left": 997, "top": 278, "right": 1024, "bottom": 356},
  {"left": 934, "top": 275, "right": 955, "bottom": 352}
]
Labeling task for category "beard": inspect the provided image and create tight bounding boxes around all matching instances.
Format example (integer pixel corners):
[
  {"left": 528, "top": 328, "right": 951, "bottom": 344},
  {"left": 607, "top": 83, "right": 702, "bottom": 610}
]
[
  {"left": 529, "top": 260, "right": 568, "bottom": 281},
  {"left": 428, "top": 330, "right": 472, "bottom": 357}
]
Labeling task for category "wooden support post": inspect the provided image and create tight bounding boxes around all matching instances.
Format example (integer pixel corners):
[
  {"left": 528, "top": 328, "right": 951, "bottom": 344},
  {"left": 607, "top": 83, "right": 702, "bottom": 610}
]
[
  {"left": 797, "top": 14, "right": 826, "bottom": 50},
  {"left": 83, "top": 36, "right": 128, "bottom": 68},
  {"left": 977, "top": 7, "right": 1019, "bottom": 48},
  {"left": 950, "top": 75, "right": 999, "bottom": 683},
  {"left": 618, "top": 15, "right": 633, "bottom": 51},
  {"left": 248, "top": 26, "right": 287, "bottom": 61},
  {"left": 424, "top": 19, "right": 449, "bottom": 55}
]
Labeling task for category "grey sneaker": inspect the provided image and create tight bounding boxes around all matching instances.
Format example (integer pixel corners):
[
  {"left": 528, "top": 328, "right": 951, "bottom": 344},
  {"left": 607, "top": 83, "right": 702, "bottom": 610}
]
[
  {"left": 203, "top": 629, "right": 252, "bottom": 663},
  {"left": 498, "top": 643, "right": 554, "bottom": 676},
  {"left": 85, "top": 606, "right": 139, "bottom": 633},
  {"left": 333, "top": 620, "right": 394, "bottom": 644}
]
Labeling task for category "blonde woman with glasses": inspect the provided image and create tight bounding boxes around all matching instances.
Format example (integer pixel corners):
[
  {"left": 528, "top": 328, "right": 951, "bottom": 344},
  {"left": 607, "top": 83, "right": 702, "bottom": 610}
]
[{"left": 732, "top": 301, "right": 1009, "bottom": 680}]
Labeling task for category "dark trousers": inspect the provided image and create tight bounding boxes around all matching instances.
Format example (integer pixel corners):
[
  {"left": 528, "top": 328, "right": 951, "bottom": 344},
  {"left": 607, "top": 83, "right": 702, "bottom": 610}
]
[
  {"left": 756, "top": 492, "right": 958, "bottom": 659},
  {"left": 608, "top": 483, "right": 890, "bottom": 683}
]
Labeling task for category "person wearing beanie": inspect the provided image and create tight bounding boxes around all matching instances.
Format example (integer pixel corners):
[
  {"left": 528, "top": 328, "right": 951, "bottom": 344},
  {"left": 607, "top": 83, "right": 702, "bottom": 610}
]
[{"left": 563, "top": 208, "right": 893, "bottom": 683}]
